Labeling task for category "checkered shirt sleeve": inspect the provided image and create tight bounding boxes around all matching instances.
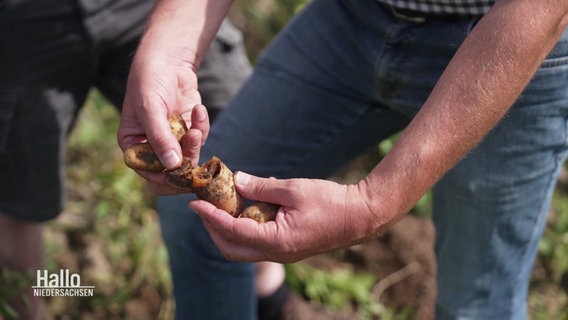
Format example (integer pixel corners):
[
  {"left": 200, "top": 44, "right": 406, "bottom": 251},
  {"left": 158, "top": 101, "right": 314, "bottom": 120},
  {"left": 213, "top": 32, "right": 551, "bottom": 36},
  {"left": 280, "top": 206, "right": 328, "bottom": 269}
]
[{"left": 378, "top": 0, "right": 494, "bottom": 15}]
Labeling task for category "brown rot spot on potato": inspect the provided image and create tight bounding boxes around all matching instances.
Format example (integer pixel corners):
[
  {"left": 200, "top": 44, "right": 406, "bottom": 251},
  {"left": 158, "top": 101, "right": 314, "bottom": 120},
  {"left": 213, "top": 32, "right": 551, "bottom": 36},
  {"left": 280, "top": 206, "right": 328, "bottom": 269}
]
[
  {"left": 168, "top": 157, "right": 244, "bottom": 217},
  {"left": 123, "top": 143, "right": 164, "bottom": 172}
]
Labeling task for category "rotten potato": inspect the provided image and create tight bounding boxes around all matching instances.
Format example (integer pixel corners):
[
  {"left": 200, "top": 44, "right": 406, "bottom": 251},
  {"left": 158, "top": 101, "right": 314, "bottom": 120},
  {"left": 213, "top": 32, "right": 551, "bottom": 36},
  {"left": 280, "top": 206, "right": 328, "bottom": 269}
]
[
  {"left": 123, "top": 114, "right": 279, "bottom": 223},
  {"left": 167, "top": 157, "right": 279, "bottom": 223},
  {"left": 167, "top": 157, "right": 244, "bottom": 217}
]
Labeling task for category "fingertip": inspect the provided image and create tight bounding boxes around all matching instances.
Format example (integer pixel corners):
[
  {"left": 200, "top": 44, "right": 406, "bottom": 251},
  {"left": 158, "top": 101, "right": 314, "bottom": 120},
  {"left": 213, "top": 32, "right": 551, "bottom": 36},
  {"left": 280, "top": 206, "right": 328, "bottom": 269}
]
[
  {"left": 234, "top": 171, "right": 252, "bottom": 187},
  {"left": 188, "top": 200, "right": 200, "bottom": 215}
]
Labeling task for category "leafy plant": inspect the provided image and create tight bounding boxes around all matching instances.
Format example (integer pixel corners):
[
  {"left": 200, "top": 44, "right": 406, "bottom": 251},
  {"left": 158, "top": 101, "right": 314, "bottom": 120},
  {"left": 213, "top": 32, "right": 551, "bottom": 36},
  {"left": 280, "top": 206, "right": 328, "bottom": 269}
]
[
  {"left": 538, "top": 192, "right": 568, "bottom": 282},
  {"left": 286, "top": 262, "right": 413, "bottom": 319}
]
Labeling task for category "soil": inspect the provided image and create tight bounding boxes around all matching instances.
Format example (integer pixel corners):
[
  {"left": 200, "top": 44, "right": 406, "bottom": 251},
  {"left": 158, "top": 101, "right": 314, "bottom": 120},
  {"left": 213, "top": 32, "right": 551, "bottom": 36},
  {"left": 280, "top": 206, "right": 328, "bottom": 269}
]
[
  {"left": 314, "top": 151, "right": 437, "bottom": 320},
  {"left": 304, "top": 215, "right": 436, "bottom": 320}
]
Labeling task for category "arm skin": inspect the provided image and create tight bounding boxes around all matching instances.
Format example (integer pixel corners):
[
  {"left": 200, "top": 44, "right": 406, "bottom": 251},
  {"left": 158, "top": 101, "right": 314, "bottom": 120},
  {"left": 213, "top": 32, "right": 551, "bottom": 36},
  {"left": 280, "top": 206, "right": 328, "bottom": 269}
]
[
  {"left": 117, "top": 0, "right": 233, "bottom": 194},
  {"left": 191, "top": 0, "right": 568, "bottom": 263}
]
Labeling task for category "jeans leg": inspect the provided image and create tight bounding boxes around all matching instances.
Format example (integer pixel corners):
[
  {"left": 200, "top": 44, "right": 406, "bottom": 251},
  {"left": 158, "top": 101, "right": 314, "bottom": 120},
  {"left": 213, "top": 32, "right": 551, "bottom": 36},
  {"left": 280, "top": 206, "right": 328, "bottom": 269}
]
[
  {"left": 158, "top": 194, "right": 256, "bottom": 320},
  {"left": 433, "top": 31, "right": 568, "bottom": 319}
]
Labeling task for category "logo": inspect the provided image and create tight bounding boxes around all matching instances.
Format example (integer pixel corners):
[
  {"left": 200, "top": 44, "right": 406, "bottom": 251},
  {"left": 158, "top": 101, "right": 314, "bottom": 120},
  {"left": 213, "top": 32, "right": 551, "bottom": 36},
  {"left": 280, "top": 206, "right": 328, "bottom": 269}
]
[{"left": 32, "top": 269, "right": 95, "bottom": 297}]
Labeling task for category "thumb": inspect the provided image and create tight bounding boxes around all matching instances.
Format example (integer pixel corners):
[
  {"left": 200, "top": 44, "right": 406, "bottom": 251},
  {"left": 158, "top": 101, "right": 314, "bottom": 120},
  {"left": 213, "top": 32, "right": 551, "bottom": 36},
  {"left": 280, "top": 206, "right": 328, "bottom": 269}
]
[
  {"left": 143, "top": 115, "right": 183, "bottom": 170},
  {"left": 234, "top": 171, "right": 287, "bottom": 205}
]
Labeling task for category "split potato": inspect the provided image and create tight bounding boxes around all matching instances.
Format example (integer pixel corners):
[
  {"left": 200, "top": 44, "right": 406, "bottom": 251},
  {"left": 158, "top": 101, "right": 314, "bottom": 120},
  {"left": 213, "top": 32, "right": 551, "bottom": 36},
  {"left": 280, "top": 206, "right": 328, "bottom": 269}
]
[
  {"left": 123, "top": 114, "right": 279, "bottom": 222},
  {"left": 167, "top": 157, "right": 244, "bottom": 217},
  {"left": 167, "top": 157, "right": 279, "bottom": 222}
]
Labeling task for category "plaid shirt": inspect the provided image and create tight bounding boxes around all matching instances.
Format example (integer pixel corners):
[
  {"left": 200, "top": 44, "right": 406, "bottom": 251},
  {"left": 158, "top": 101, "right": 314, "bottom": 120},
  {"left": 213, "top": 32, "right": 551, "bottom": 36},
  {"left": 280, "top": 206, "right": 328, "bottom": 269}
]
[{"left": 378, "top": 0, "right": 494, "bottom": 15}]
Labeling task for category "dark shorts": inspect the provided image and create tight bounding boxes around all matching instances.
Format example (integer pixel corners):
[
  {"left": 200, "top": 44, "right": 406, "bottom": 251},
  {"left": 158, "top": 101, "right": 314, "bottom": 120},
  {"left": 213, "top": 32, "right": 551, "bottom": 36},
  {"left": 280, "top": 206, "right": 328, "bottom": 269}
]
[{"left": 0, "top": 0, "right": 251, "bottom": 222}]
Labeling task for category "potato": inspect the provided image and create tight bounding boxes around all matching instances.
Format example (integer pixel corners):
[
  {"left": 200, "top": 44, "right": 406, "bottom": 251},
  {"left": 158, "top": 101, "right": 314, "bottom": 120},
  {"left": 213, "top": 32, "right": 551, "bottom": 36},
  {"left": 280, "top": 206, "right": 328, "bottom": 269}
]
[
  {"left": 168, "top": 113, "right": 188, "bottom": 141},
  {"left": 123, "top": 143, "right": 163, "bottom": 172},
  {"left": 196, "top": 158, "right": 245, "bottom": 217},
  {"left": 239, "top": 202, "right": 279, "bottom": 223},
  {"left": 167, "top": 157, "right": 279, "bottom": 222},
  {"left": 168, "top": 157, "right": 244, "bottom": 217},
  {"left": 123, "top": 114, "right": 188, "bottom": 171},
  {"left": 124, "top": 113, "right": 279, "bottom": 223}
]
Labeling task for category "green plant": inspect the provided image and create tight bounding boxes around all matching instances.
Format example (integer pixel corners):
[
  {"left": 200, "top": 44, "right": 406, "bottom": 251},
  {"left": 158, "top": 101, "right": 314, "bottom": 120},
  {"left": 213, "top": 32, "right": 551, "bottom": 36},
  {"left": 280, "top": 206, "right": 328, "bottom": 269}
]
[
  {"left": 528, "top": 182, "right": 568, "bottom": 318},
  {"left": 0, "top": 266, "right": 33, "bottom": 320},
  {"left": 538, "top": 192, "right": 568, "bottom": 282},
  {"left": 286, "top": 262, "right": 413, "bottom": 319}
]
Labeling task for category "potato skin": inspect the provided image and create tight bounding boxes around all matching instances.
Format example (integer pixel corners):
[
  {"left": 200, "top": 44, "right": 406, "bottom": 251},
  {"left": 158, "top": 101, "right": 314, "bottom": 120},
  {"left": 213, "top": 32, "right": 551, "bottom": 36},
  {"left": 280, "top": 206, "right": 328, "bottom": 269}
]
[
  {"left": 123, "top": 143, "right": 164, "bottom": 172},
  {"left": 240, "top": 203, "right": 279, "bottom": 223},
  {"left": 195, "top": 159, "right": 244, "bottom": 217},
  {"left": 168, "top": 113, "right": 188, "bottom": 141}
]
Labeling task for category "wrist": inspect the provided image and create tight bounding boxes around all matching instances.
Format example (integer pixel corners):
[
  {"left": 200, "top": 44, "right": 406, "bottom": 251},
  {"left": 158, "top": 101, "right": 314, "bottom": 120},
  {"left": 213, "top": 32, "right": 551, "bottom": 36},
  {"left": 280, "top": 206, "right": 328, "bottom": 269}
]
[
  {"left": 135, "top": 28, "right": 200, "bottom": 71},
  {"left": 342, "top": 180, "right": 391, "bottom": 242},
  {"left": 353, "top": 169, "right": 410, "bottom": 237}
]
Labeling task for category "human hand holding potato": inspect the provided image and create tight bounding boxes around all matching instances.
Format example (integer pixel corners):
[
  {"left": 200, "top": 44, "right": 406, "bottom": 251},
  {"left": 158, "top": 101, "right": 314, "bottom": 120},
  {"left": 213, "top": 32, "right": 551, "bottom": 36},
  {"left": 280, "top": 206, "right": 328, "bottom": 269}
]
[
  {"left": 117, "top": 37, "right": 208, "bottom": 194},
  {"left": 119, "top": 105, "right": 209, "bottom": 195},
  {"left": 190, "top": 172, "right": 379, "bottom": 263}
]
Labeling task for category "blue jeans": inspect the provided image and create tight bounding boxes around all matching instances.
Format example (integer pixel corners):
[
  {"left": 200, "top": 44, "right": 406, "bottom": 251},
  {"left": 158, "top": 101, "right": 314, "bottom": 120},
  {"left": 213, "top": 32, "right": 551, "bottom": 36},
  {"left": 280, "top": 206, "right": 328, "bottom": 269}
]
[{"left": 158, "top": 0, "right": 568, "bottom": 319}]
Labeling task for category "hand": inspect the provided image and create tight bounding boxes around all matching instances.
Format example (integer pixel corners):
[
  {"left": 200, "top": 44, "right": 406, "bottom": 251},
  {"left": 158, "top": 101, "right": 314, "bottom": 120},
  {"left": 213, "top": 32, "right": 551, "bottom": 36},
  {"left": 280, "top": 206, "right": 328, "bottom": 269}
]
[
  {"left": 190, "top": 172, "right": 382, "bottom": 263},
  {"left": 118, "top": 46, "right": 210, "bottom": 195}
]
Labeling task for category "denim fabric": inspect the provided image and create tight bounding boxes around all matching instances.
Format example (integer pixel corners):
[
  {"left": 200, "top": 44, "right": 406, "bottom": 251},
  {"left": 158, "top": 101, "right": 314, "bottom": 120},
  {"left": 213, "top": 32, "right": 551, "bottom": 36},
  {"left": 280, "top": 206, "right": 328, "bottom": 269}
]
[{"left": 157, "top": 0, "right": 568, "bottom": 318}]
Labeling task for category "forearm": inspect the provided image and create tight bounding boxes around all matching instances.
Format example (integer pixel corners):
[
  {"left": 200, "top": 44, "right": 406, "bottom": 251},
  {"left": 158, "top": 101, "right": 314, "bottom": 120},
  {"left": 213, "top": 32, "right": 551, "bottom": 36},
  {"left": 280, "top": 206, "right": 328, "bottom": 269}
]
[
  {"left": 138, "top": 0, "right": 234, "bottom": 70},
  {"left": 360, "top": 0, "right": 568, "bottom": 231}
]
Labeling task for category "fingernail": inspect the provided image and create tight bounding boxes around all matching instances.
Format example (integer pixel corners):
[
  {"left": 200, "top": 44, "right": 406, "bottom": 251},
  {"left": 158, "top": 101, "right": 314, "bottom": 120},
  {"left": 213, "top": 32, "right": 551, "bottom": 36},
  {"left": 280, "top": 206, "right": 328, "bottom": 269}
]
[
  {"left": 196, "top": 105, "right": 207, "bottom": 122},
  {"left": 162, "top": 149, "right": 181, "bottom": 169},
  {"left": 235, "top": 171, "right": 251, "bottom": 186}
]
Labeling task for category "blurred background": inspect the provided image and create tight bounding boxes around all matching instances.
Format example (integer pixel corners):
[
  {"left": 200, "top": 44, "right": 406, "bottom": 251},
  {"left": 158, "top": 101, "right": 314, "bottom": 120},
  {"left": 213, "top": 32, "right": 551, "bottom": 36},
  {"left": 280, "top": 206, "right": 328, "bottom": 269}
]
[{"left": 2, "top": 1, "right": 568, "bottom": 319}]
